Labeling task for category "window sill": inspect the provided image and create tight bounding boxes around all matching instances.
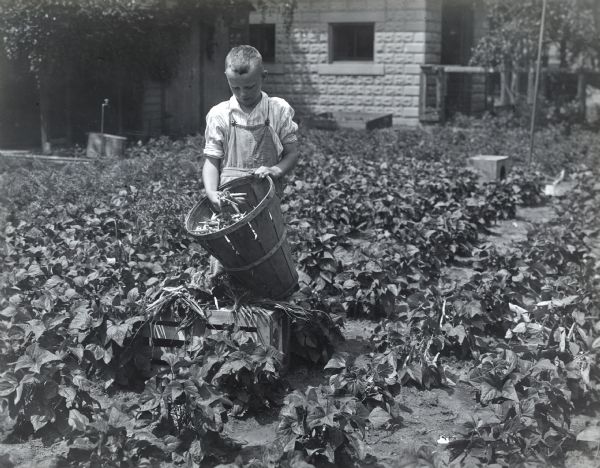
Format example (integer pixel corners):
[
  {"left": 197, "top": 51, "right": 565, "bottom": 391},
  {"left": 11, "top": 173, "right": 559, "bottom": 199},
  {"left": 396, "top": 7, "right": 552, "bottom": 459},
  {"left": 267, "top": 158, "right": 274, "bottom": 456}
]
[
  {"left": 264, "top": 63, "right": 285, "bottom": 75},
  {"left": 317, "top": 62, "right": 384, "bottom": 75}
]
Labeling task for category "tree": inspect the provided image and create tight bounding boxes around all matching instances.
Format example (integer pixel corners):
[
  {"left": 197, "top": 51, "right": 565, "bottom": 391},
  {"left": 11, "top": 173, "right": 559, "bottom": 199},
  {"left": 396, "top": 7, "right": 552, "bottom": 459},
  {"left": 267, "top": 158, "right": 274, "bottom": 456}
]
[{"left": 470, "top": 0, "right": 600, "bottom": 108}]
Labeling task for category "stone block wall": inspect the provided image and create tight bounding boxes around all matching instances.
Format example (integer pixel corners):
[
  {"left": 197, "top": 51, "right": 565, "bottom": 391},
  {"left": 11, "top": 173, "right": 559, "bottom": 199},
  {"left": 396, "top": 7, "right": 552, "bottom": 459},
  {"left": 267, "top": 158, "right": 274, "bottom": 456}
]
[{"left": 250, "top": 0, "right": 442, "bottom": 127}]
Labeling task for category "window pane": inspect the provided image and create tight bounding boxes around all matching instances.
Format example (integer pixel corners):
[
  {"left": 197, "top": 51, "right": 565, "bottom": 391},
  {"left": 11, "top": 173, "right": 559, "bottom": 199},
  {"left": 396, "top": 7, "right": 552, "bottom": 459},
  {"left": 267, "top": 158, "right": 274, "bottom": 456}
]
[
  {"left": 249, "top": 24, "right": 276, "bottom": 63},
  {"left": 332, "top": 23, "right": 374, "bottom": 61}
]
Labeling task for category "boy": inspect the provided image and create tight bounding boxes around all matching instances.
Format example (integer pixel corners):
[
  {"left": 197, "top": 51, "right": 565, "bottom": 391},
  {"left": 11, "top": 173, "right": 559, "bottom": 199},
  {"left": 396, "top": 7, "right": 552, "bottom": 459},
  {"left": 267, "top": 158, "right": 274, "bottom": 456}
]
[
  {"left": 202, "top": 45, "right": 299, "bottom": 210},
  {"left": 202, "top": 45, "right": 299, "bottom": 279}
]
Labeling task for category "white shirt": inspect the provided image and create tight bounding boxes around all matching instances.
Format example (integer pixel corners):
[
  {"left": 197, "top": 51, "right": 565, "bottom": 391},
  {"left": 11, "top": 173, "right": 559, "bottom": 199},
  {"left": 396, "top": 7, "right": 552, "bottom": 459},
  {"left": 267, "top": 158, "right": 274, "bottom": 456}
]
[{"left": 203, "top": 92, "right": 298, "bottom": 160}]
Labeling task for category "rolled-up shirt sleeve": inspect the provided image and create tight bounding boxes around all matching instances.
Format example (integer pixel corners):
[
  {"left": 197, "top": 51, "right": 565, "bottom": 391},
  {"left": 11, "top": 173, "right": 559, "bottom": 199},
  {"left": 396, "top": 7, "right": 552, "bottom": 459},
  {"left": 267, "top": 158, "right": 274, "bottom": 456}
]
[
  {"left": 203, "top": 109, "right": 226, "bottom": 159},
  {"left": 275, "top": 100, "right": 298, "bottom": 145}
]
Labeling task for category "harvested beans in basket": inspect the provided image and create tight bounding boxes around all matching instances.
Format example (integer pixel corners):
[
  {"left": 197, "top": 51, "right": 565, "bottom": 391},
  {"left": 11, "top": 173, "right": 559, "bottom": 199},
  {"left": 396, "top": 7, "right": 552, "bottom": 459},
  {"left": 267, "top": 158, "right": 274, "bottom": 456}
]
[{"left": 189, "top": 190, "right": 247, "bottom": 234}]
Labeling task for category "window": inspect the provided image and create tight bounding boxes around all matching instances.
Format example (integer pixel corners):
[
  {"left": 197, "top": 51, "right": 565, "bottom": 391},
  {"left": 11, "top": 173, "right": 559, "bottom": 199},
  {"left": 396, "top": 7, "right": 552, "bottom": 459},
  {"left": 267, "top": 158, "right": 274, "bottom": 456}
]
[
  {"left": 441, "top": 1, "right": 474, "bottom": 65},
  {"left": 249, "top": 24, "right": 276, "bottom": 63},
  {"left": 330, "top": 23, "right": 374, "bottom": 61}
]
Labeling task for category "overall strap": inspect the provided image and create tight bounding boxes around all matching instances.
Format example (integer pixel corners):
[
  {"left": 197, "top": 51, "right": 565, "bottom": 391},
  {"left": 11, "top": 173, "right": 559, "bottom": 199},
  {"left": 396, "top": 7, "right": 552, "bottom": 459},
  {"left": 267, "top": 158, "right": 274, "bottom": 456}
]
[{"left": 264, "top": 102, "right": 270, "bottom": 126}]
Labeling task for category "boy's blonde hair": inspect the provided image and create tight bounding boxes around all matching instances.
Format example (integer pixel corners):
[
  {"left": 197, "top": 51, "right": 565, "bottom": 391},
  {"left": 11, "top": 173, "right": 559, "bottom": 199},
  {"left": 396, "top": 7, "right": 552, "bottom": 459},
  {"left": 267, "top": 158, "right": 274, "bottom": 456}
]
[{"left": 225, "top": 45, "right": 263, "bottom": 75}]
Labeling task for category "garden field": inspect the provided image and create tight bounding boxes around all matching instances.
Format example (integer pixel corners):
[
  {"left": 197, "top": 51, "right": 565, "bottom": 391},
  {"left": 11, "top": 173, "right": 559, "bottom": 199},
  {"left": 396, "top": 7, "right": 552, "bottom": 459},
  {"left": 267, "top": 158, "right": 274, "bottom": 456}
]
[{"left": 0, "top": 115, "right": 599, "bottom": 467}]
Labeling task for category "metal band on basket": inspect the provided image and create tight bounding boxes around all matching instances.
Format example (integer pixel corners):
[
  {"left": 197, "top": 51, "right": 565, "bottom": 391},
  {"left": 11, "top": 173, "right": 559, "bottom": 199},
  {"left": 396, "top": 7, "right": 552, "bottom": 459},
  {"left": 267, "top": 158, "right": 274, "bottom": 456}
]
[{"left": 223, "top": 228, "right": 288, "bottom": 273}]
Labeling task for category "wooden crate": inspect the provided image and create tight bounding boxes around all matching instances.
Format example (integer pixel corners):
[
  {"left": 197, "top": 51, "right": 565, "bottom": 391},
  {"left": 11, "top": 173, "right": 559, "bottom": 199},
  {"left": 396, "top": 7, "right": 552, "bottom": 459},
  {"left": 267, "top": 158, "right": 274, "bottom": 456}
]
[
  {"left": 141, "top": 308, "right": 291, "bottom": 370},
  {"left": 305, "top": 112, "right": 393, "bottom": 130},
  {"left": 468, "top": 155, "right": 511, "bottom": 181},
  {"left": 86, "top": 132, "right": 127, "bottom": 158}
]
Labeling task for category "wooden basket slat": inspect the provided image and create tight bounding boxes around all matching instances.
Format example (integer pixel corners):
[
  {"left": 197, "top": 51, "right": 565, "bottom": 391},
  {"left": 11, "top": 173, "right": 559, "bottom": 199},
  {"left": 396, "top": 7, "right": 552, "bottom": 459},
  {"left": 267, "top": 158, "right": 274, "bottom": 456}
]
[{"left": 226, "top": 223, "right": 267, "bottom": 266}]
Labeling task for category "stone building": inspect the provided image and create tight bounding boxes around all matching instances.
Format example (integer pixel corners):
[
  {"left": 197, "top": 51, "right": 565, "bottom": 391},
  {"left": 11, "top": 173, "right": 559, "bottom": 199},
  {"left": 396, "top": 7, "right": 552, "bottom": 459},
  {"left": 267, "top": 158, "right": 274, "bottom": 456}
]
[
  {"left": 248, "top": 0, "right": 487, "bottom": 127},
  {"left": 0, "top": 0, "right": 490, "bottom": 148}
]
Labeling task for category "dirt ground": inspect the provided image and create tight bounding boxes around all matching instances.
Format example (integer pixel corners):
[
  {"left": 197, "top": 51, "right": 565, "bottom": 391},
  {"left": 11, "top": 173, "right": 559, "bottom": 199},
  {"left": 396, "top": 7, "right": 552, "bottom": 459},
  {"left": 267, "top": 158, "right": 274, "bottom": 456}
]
[{"left": 1, "top": 201, "right": 598, "bottom": 467}]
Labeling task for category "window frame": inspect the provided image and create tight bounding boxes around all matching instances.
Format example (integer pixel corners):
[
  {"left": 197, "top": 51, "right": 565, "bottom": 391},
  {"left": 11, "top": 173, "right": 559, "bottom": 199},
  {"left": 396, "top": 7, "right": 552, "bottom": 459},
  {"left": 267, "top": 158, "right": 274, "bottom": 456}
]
[
  {"left": 248, "top": 23, "right": 276, "bottom": 64},
  {"left": 329, "top": 22, "right": 375, "bottom": 63}
]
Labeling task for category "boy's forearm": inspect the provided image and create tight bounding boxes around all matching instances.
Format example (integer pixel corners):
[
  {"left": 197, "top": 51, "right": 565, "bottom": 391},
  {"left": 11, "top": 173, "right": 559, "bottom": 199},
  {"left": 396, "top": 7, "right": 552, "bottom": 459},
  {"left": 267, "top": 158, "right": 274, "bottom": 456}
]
[
  {"left": 274, "top": 141, "right": 299, "bottom": 177},
  {"left": 202, "top": 157, "right": 221, "bottom": 193}
]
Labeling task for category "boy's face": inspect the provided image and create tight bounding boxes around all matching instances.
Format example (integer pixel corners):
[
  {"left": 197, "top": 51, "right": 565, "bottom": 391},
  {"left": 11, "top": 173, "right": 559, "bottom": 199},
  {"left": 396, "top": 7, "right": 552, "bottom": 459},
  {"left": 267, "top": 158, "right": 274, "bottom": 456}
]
[{"left": 225, "top": 64, "right": 266, "bottom": 111}]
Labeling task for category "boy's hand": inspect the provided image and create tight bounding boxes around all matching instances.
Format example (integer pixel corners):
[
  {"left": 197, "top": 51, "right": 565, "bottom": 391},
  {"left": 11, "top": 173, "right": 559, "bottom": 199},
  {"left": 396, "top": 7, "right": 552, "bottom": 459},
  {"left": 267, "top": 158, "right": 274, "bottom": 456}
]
[
  {"left": 254, "top": 166, "right": 283, "bottom": 179},
  {"left": 206, "top": 190, "right": 221, "bottom": 211}
]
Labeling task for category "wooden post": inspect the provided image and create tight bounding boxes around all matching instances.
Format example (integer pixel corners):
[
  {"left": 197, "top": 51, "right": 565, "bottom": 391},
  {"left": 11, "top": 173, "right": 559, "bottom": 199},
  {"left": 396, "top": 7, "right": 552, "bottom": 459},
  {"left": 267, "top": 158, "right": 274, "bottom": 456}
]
[
  {"left": 117, "top": 68, "right": 124, "bottom": 135},
  {"left": 419, "top": 66, "right": 428, "bottom": 120},
  {"left": 527, "top": 66, "right": 535, "bottom": 105},
  {"left": 510, "top": 69, "right": 519, "bottom": 105},
  {"left": 160, "top": 81, "right": 167, "bottom": 135},
  {"left": 418, "top": 65, "right": 445, "bottom": 123},
  {"left": 190, "top": 20, "right": 202, "bottom": 133},
  {"left": 528, "top": 0, "right": 547, "bottom": 167},
  {"left": 577, "top": 69, "right": 586, "bottom": 120},
  {"left": 500, "top": 65, "right": 511, "bottom": 106},
  {"left": 38, "top": 73, "right": 51, "bottom": 154},
  {"left": 65, "top": 65, "right": 73, "bottom": 144},
  {"left": 436, "top": 66, "right": 446, "bottom": 122},
  {"left": 540, "top": 67, "right": 547, "bottom": 100}
]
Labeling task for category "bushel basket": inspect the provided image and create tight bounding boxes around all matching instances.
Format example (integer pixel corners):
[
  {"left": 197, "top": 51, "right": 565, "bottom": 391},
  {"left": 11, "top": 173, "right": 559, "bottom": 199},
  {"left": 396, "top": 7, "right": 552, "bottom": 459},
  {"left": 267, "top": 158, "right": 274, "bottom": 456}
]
[{"left": 185, "top": 176, "right": 298, "bottom": 299}]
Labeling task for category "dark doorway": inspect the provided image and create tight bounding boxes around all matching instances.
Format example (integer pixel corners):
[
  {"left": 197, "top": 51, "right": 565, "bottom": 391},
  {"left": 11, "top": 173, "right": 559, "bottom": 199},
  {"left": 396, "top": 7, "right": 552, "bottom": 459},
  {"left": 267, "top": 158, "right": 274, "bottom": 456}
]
[
  {"left": 0, "top": 52, "right": 40, "bottom": 148},
  {"left": 441, "top": 0, "right": 475, "bottom": 118}
]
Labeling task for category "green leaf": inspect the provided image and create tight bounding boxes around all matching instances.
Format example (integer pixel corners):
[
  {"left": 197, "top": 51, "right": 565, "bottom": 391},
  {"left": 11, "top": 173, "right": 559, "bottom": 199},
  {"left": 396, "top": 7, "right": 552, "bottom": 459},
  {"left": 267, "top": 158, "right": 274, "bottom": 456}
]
[
  {"left": 107, "top": 406, "right": 130, "bottom": 430},
  {"left": 448, "top": 324, "right": 467, "bottom": 344},
  {"left": 480, "top": 381, "right": 502, "bottom": 404},
  {"left": 465, "top": 300, "right": 482, "bottom": 317},
  {"left": 213, "top": 360, "right": 246, "bottom": 380},
  {"left": 72, "top": 374, "right": 94, "bottom": 392},
  {"left": 328, "top": 426, "right": 345, "bottom": 450},
  {"left": 324, "top": 352, "right": 349, "bottom": 370},
  {"left": 532, "top": 358, "right": 556, "bottom": 372},
  {"left": 69, "top": 306, "right": 92, "bottom": 331},
  {"left": 576, "top": 426, "right": 600, "bottom": 442},
  {"left": 14, "top": 344, "right": 60, "bottom": 374},
  {"left": 319, "top": 233, "right": 336, "bottom": 243},
  {"left": 30, "top": 413, "right": 52, "bottom": 432},
  {"left": 68, "top": 409, "right": 89, "bottom": 432},
  {"left": 166, "top": 381, "right": 184, "bottom": 401},
  {"left": 27, "top": 262, "right": 44, "bottom": 277},
  {"left": 368, "top": 407, "right": 392, "bottom": 428},
  {"left": 18, "top": 320, "right": 46, "bottom": 340},
  {"left": 536, "top": 295, "right": 579, "bottom": 308},
  {"left": 161, "top": 351, "right": 179, "bottom": 368},
  {"left": 324, "top": 444, "right": 335, "bottom": 463},
  {"left": 187, "top": 439, "right": 204, "bottom": 465},
  {"left": 145, "top": 277, "right": 159, "bottom": 287},
  {"left": 407, "top": 363, "right": 423, "bottom": 385},
  {"left": 127, "top": 287, "right": 139, "bottom": 302},
  {"left": 106, "top": 320, "right": 130, "bottom": 347},
  {"left": 347, "top": 432, "right": 366, "bottom": 460},
  {"left": 58, "top": 386, "right": 77, "bottom": 407},
  {"left": 500, "top": 381, "right": 519, "bottom": 402},
  {"left": 0, "top": 306, "right": 17, "bottom": 318},
  {"left": 0, "top": 373, "right": 19, "bottom": 397},
  {"left": 85, "top": 344, "right": 105, "bottom": 361},
  {"left": 44, "top": 275, "right": 63, "bottom": 288}
]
